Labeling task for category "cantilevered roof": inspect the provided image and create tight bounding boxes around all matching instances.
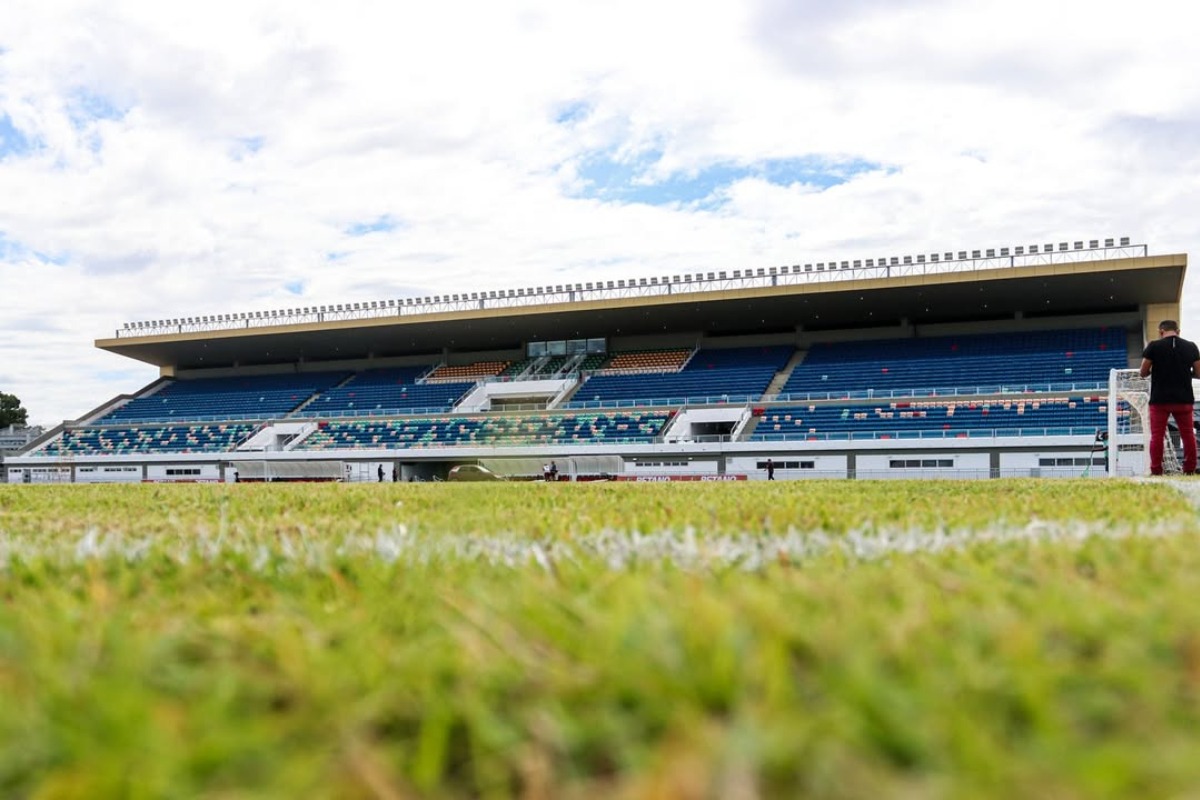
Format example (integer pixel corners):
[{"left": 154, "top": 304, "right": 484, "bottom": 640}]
[{"left": 96, "top": 253, "right": 1186, "bottom": 370}]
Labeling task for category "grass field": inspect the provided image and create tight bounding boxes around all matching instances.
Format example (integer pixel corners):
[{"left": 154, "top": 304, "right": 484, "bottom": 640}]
[{"left": 2, "top": 480, "right": 1200, "bottom": 798}]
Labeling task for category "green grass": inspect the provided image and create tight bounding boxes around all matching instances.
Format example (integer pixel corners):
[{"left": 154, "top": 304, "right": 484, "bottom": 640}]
[{"left": 1, "top": 480, "right": 1199, "bottom": 798}]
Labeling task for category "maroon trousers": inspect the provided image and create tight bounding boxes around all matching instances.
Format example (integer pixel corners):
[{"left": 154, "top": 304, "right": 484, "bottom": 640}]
[{"left": 1149, "top": 403, "right": 1197, "bottom": 475}]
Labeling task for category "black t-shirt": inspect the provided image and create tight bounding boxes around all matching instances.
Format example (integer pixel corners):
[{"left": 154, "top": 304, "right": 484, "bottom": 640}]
[{"left": 1143, "top": 335, "right": 1200, "bottom": 404}]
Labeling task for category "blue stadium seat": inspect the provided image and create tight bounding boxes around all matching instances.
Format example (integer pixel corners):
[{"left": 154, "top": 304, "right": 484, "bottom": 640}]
[
  {"left": 750, "top": 395, "right": 1118, "bottom": 440},
  {"left": 781, "top": 327, "right": 1127, "bottom": 397},
  {"left": 572, "top": 345, "right": 794, "bottom": 405},
  {"left": 102, "top": 372, "right": 350, "bottom": 423}
]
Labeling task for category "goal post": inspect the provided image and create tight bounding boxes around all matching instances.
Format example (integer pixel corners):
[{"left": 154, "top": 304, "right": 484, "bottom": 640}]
[{"left": 1108, "top": 367, "right": 1200, "bottom": 476}]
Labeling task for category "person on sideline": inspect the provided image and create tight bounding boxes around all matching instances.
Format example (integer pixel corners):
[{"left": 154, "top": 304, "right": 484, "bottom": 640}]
[
  {"left": 1140, "top": 320, "right": 1200, "bottom": 475},
  {"left": 765, "top": 458, "right": 776, "bottom": 480}
]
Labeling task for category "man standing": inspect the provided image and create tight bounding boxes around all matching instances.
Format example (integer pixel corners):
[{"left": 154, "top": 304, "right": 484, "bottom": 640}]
[
  {"left": 765, "top": 458, "right": 775, "bottom": 480},
  {"left": 1140, "top": 320, "right": 1200, "bottom": 475}
]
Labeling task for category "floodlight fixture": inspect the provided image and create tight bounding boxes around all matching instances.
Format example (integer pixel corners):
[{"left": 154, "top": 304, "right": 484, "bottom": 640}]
[
  {"left": 916, "top": 255, "right": 925, "bottom": 264},
  {"left": 1119, "top": 236, "right": 1130, "bottom": 245},
  {"left": 999, "top": 248, "right": 1009, "bottom": 257},
  {"left": 1104, "top": 238, "right": 1114, "bottom": 247},
  {"left": 903, "top": 256, "right": 912, "bottom": 265},
  {"left": 1074, "top": 241, "right": 1083, "bottom": 249},
  {"left": 958, "top": 251, "right": 968, "bottom": 260},
  {"left": 639, "top": 277, "right": 648, "bottom": 285},
  {"left": 985, "top": 249, "right": 995, "bottom": 258},
  {"left": 1014, "top": 246, "right": 1024, "bottom": 255},
  {"left": 930, "top": 254, "right": 939, "bottom": 263},
  {"left": 1059, "top": 242, "right": 1069, "bottom": 251},
  {"left": 1089, "top": 240, "right": 1099, "bottom": 248}
]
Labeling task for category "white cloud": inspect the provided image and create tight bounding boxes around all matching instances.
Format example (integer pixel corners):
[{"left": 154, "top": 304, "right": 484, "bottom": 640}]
[{"left": 2, "top": 0, "right": 1199, "bottom": 425}]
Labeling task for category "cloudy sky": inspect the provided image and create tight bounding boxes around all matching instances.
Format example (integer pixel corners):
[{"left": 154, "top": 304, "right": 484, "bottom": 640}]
[{"left": 3, "top": 0, "right": 1199, "bottom": 425}]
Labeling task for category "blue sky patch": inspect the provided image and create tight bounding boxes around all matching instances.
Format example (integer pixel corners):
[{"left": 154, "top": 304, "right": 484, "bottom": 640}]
[
  {"left": 0, "top": 231, "right": 29, "bottom": 260},
  {"left": 0, "top": 114, "right": 33, "bottom": 159},
  {"left": 345, "top": 215, "right": 401, "bottom": 236},
  {"left": 67, "top": 89, "right": 129, "bottom": 128},
  {"left": 284, "top": 280, "right": 305, "bottom": 295},
  {"left": 2, "top": 231, "right": 71, "bottom": 266},
  {"left": 572, "top": 150, "right": 883, "bottom": 207},
  {"left": 231, "top": 135, "right": 265, "bottom": 160},
  {"left": 553, "top": 100, "right": 591, "bottom": 126}
]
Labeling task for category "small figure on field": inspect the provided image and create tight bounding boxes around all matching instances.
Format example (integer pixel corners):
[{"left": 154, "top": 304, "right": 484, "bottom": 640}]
[
  {"left": 378, "top": 464, "right": 385, "bottom": 482},
  {"left": 765, "top": 458, "right": 775, "bottom": 480},
  {"left": 550, "top": 461, "right": 559, "bottom": 482},
  {"left": 543, "top": 462, "right": 551, "bottom": 481},
  {"left": 392, "top": 466, "right": 398, "bottom": 482},
  {"left": 1140, "top": 320, "right": 1200, "bottom": 475}
]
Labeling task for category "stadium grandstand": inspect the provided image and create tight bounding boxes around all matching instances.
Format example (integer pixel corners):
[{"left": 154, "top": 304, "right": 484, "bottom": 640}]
[{"left": 4, "top": 236, "right": 1187, "bottom": 482}]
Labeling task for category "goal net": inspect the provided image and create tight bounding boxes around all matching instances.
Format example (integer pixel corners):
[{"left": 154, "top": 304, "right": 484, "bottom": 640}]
[{"left": 1108, "top": 368, "right": 1200, "bottom": 476}]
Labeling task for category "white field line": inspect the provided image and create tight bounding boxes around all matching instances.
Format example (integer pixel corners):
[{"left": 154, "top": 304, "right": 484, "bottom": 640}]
[
  {"left": 1155, "top": 477, "right": 1200, "bottom": 511},
  {"left": 0, "top": 518, "right": 1193, "bottom": 574}
]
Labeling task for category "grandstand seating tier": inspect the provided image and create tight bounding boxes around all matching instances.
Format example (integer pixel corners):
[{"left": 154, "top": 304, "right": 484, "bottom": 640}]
[
  {"left": 781, "top": 328, "right": 1127, "bottom": 396},
  {"left": 750, "top": 395, "right": 1118, "bottom": 440},
  {"left": 577, "top": 345, "right": 794, "bottom": 405},
  {"left": 299, "top": 411, "right": 673, "bottom": 450},
  {"left": 42, "top": 423, "right": 259, "bottom": 455},
  {"left": 101, "top": 372, "right": 351, "bottom": 423}
]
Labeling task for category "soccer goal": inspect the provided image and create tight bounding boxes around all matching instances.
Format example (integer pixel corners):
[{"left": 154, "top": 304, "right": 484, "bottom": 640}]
[{"left": 1107, "top": 368, "right": 1200, "bottom": 476}]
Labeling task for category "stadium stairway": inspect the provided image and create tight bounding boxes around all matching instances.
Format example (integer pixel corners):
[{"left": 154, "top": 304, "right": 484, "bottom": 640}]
[
  {"left": 289, "top": 373, "right": 358, "bottom": 417},
  {"left": 763, "top": 348, "right": 807, "bottom": 397}
]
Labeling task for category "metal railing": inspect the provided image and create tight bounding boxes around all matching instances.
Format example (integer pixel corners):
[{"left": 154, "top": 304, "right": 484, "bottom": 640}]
[
  {"left": 750, "top": 426, "right": 1101, "bottom": 442},
  {"left": 761, "top": 381, "right": 1110, "bottom": 403},
  {"left": 114, "top": 237, "right": 1145, "bottom": 338}
]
